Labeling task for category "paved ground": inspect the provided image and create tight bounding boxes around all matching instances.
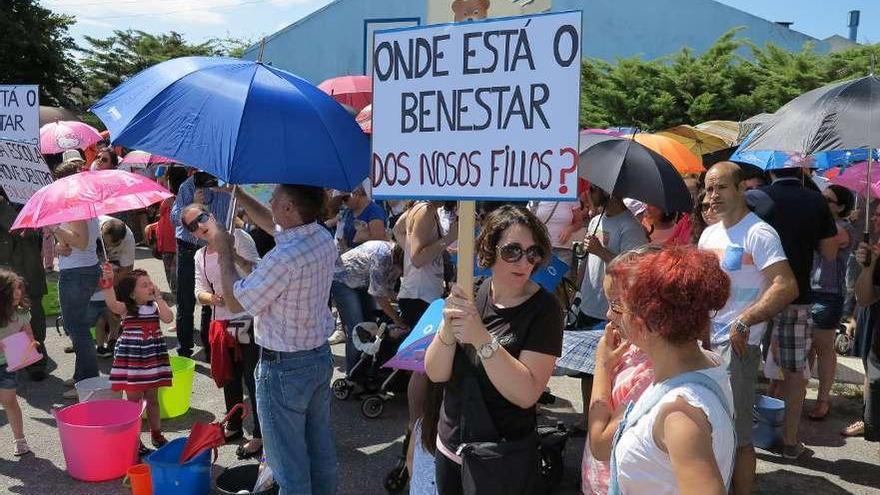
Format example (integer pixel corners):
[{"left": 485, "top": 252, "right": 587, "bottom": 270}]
[{"left": 0, "top": 248, "right": 877, "bottom": 494}]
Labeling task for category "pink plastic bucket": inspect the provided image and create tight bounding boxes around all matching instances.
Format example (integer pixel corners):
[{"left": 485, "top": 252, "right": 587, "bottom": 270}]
[
  {"left": 2, "top": 332, "right": 42, "bottom": 372},
  {"left": 54, "top": 399, "right": 143, "bottom": 481}
]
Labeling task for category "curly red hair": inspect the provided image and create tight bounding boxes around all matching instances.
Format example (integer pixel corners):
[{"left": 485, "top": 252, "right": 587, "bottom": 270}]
[{"left": 609, "top": 246, "right": 730, "bottom": 345}]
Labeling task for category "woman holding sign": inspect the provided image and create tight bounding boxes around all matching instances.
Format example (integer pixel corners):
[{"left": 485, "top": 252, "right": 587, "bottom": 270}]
[{"left": 424, "top": 205, "right": 563, "bottom": 495}]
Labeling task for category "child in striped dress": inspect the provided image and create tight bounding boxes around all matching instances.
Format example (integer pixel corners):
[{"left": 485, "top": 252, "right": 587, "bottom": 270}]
[{"left": 101, "top": 265, "right": 174, "bottom": 452}]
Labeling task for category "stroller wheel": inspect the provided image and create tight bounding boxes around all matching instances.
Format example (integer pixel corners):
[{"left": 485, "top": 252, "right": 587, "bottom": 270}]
[
  {"left": 835, "top": 333, "right": 853, "bottom": 356},
  {"left": 332, "top": 378, "right": 352, "bottom": 400},
  {"left": 361, "top": 396, "right": 384, "bottom": 419},
  {"left": 383, "top": 465, "right": 409, "bottom": 494}
]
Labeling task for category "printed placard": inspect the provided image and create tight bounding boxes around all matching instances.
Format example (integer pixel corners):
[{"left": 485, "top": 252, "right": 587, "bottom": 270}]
[{"left": 0, "top": 86, "right": 39, "bottom": 146}]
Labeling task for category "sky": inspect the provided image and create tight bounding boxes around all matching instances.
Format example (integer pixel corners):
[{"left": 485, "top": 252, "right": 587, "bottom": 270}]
[{"left": 41, "top": 0, "right": 880, "bottom": 47}]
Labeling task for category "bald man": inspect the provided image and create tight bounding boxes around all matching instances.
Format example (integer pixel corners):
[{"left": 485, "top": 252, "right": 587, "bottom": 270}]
[{"left": 698, "top": 162, "right": 798, "bottom": 495}]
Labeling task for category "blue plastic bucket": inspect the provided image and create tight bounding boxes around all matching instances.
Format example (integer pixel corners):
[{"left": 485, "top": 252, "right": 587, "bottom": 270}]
[
  {"left": 754, "top": 395, "right": 785, "bottom": 424},
  {"left": 146, "top": 437, "right": 211, "bottom": 495}
]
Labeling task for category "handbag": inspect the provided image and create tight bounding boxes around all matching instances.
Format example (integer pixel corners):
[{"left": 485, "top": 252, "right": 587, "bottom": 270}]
[{"left": 456, "top": 361, "right": 543, "bottom": 495}]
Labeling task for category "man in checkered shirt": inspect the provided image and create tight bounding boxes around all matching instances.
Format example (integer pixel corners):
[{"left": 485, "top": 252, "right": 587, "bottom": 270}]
[{"left": 213, "top": 184, "right": 337, "bottom": 495}]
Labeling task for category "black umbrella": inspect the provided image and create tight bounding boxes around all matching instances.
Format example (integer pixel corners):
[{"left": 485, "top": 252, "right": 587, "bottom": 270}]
[
  {"left": 741, "top": 75, "right": 880, "bottom": 154},
  {"left": 578, "top": 134, "right": 693, "bottom": 213}
]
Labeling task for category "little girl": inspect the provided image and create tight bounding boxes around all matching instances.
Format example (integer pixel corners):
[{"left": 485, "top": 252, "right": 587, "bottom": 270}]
[
  {"left": 101, "top": 265, "right": 174, "bottom": 454},
  {"left": 0, "top": 269, "right": 33, "bottom": 456}
]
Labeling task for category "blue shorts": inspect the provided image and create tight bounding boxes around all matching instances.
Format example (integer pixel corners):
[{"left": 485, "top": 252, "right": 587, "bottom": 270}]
[
  {"left": 0, "top": 364, "right": 18, "bottom": 389},
  {"left": 811, "top": 293, "right": 844, "bottom": 330}
]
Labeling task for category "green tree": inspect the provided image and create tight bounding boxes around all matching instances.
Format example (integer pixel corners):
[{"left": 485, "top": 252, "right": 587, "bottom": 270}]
[
  {"left": 78, "top": 30, "right": 251, "bottom": 105},
  {"left": 0, "top": 0, "right": 81, "bottom": 106}
]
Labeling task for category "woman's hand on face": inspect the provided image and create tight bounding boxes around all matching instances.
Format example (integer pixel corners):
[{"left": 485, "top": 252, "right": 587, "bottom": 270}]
[
  {"left": 595, "top": 322, "right": 630, "bottom": 373},
  {"left": 443, "top": 284, "right": 489, "bottom": 346}
]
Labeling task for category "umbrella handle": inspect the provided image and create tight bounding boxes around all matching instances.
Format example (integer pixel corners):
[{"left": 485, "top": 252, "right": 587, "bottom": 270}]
[
  {"left": 226, "top": 185, "right": 239, "bottom": 234},
  {"left": 864, "top": 232, "right": 873, "bottom": 267}
]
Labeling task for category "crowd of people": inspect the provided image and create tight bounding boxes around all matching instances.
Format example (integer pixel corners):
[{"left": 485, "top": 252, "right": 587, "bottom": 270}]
[{"left": 0, "top": 135, "right": 876, "bottom": 495}]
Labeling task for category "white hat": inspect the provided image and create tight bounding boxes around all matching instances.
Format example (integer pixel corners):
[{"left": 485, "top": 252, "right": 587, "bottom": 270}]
[{"left": 61, "top": 149, "right": 84, "bottom": 165}]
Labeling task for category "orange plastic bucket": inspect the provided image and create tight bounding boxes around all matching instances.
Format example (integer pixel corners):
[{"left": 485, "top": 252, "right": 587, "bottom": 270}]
[{"left": 124, "top": 463, "right": 153, "bottom": 495}]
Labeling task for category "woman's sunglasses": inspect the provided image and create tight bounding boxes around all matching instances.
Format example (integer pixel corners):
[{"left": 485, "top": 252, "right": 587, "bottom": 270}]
[
  {"left": 498, "top": 243, "right": 545, "bottom": 265},
  {"left": 184, "top": 212, "right": 211, "bottom": 232}
]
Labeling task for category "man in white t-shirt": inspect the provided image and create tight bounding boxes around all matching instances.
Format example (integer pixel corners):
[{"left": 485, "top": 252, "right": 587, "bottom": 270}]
[
  {"left": 698, "top": 161, "right": 798, "bottom": 495},
  {"left": 92, "top": 216, "right": 137, "bottom": 357}
]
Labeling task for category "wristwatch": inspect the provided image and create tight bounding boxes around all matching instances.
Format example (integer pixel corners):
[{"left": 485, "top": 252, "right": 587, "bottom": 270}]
[
  {"left": 733, "top": 319, "right": 750, "bottom": 336},
  {"left": 478, "top": 337, "right": 500, "bottom": 360}
]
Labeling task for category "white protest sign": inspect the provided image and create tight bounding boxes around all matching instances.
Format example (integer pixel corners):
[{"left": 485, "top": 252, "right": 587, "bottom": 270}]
[
  {"left": 0, "top": 140, "right": 54, "bottom": 204},
  {"left": 371, "top": 11, "right": 582, "bottom": 201},
  {"left": 0, "top": 86, "right": 39, "bottom": 146}
]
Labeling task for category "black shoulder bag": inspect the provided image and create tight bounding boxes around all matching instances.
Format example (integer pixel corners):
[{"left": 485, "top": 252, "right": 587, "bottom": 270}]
[{"left": 455, "top": 284, "right": 543, "bottom": 495}]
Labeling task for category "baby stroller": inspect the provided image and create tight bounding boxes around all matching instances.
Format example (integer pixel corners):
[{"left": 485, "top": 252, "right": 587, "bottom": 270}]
[{"left": 331, "top": 318, "right": 410, "bottom": 419}]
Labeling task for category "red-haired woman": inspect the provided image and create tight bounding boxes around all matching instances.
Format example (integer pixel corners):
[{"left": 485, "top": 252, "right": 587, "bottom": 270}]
[{"left": 592, "top": 246, "right": 736, "bottom": 495}]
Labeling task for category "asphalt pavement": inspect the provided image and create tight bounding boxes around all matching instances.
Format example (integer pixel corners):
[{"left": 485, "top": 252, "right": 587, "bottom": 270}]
[{"left": 0, "top": 248, "right": 876, "bottom": 495}]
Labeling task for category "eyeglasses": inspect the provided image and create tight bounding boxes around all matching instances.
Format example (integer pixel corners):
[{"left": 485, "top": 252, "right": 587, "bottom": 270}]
[
  {"left": 498, "top": 243, "right": 545, "bottom": 265},
  {"left": 184, "top": 212, "right": 211, "bottom": 232},
  {"left": 609, "top": 300, "right": 628, "bottom": 315}
]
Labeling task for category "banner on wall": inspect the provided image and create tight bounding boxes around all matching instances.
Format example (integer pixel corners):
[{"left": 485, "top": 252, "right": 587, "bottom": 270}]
[
  {"left": 370, "top": 10, "right": 582, "bottom": 201},
  {"left": 426, "top": 0, "right": 553, "bottom": 24}
]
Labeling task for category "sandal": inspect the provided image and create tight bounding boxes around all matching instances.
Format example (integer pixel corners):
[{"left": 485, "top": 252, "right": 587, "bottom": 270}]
[
  {"left": 841, "top": 420, "right": 865, "bottom": 437},
  {"left": 13, "top": 438, "right": 30, "bottom": 457},
  {"left": 138, "top": 442, "right": 153, "bottom": 456},
  {"left": 236, "top": 440, "right": 263, "bottom": 460},
  {"left": 808, "top": 400, "right": 831, "bottom": 421},
  {"left": 151, "top": 431, "right": 168, "bottom": 449}
]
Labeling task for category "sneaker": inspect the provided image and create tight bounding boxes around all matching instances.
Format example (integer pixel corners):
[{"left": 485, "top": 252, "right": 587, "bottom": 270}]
[
  {"left": 62, "top": 388, "right": 78, "bottom": 400},
  {"left": 328, "top": 329, "right": 346, "bottom": 345},
  {"left": 96, "top": 345, "right": 112, "bottom": 358},
  {"left": 782, "top": 442, "right": 806, "bottom": 460},
  {"left": 13, "top": 438, "right": 30, "bottom": 456}
]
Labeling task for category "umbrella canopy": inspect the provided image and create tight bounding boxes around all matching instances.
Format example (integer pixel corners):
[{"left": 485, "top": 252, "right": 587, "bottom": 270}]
[
  {"left": 91, "top": 56, "right": 369, "bottom": 191},
  {"left": 658, "top": 125, "right": 730, "bottom": 156},
  {"left": 730, "top": 136, "right": 876, "bottom": 171},
  {"left": 695, "top": 120, "right": 742, "bottom": 147},
  {"left": 828, "top": 161, "right": 880, "bottom": 199},
  {"left": 741, "top": 75, "right": 880, "bottom": 154},
  {"left": 39, "top": 121, "right": 103, "bottom": 154},
  {"left": 318, "top": 75, "right": 372, "bottom": 113},
  {"left": 39, "top": 106, "right": 79, "bottom": 126},
  {"left": 626, "top": 133, "right": 704, "bottom": 175},
  {"left": 384, "top": 299, "right": 445, "bottom": 373},
  {"left": 356, "top": 104, "right": 372, "bottom": 134},
  {"left": 578, "top": 134, "right": 692, "bottom": 212},
  {"left": 12, "top": 170, "right": 172, "bottom": 230},
  {"left": 121, "top": 150, "right": 175, "bottom": 168}
]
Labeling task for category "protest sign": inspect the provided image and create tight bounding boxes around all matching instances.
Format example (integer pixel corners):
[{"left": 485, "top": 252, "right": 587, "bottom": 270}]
[
  {"left": 0, "top": 140, "right": 54, "bottom": 204},
  {"left": 370, "top": 11, "right": 582, "bottom": 201},
  {"left": 0, "top": 86, "right": 39, "bottom": 146}
]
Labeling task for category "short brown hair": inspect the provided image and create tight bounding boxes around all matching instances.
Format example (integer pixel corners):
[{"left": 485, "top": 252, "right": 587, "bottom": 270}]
[
  {"left": 476, "top": 204, "right": 552, "bottom": 272},
  {"left": 278, "top": 185, "right": 328, "bottom": 224}
]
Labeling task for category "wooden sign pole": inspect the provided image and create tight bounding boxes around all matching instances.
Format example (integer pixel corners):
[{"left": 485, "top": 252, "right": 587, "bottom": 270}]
[{"left": 456, "top": 200, "right": 476, "bottom": 295}]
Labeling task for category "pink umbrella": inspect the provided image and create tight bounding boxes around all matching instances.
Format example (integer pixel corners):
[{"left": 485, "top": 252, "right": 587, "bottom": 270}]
[
  {"left": 356, "top": 104, "right": 372, "bottom": 134},
  {"left": 12, "top": 170, "right": 172, "bottom": 230},
  {"left": 120, "top": 150, "right": 175, "bottom": 169},
  {"left": 828, "top": 161, "right": 880, "bottom": 199},
  {"left": 318, "top": 75, "right": 372, "bottom": 112},
  {"left": 39, "top": 121, "right": 103, "bottom": 154}
]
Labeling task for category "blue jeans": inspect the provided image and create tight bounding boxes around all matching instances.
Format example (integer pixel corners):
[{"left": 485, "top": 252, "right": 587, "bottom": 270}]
[
  {"left": 330, "top": 281, "right": 376, "bottom": 373},
  {"left": 175, "top": 240, "right": 198, "bottom": 356},
  {"left": 256, "top": 343, "right": 337, "bottom": 495},
  {"left": 59, "top": 264, "right": 100, "bottom": 382}
]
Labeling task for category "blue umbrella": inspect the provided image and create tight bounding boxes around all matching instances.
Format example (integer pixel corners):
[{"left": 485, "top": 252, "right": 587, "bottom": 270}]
[
  {"left": 730, "top": 130, "right": 876, "bottom": 171},
  {"left": 90, "top": 56, "right": 369, "bottom": 190}
]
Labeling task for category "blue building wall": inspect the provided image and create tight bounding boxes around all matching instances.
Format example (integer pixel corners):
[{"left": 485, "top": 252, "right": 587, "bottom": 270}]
[{"left": 244, "top": 0, "right": 826, "bottom": 84}]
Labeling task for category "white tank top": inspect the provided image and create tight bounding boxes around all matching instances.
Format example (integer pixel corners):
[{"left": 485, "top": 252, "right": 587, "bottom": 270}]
[
  {"left": 57, "top": 218, "right": 100, "bottom": 270},
  {"left": 613, "top": 364, "right": 736, "bottom": 495},
  {"left": 397, "top": 203, "right": 444, "bottom": 303}
]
